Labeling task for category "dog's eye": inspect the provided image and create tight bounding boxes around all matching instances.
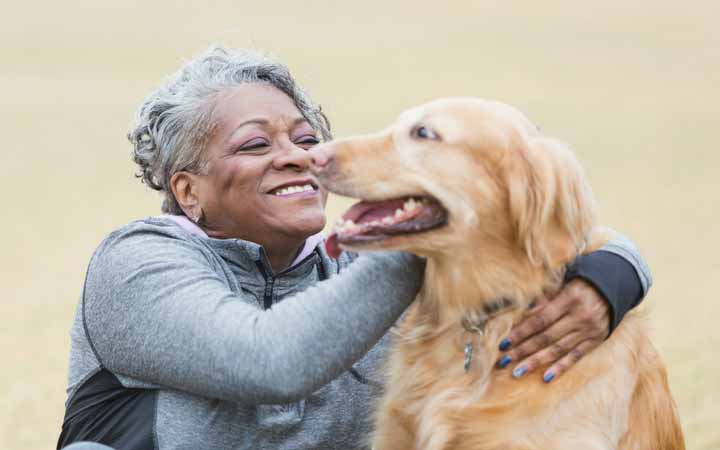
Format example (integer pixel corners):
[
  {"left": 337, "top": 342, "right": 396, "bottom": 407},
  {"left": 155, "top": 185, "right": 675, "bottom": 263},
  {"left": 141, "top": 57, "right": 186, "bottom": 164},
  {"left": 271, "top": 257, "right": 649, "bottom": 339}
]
[{"left": 412, "top": 125, "right": 439, "bottom": 141}]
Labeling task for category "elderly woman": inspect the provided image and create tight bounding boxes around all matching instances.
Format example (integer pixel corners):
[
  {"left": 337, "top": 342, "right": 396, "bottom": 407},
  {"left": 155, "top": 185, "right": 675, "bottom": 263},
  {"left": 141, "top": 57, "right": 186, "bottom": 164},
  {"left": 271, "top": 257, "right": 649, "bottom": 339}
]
[{"left": 58, "top": 46, "right": 651, "bottom": 450}]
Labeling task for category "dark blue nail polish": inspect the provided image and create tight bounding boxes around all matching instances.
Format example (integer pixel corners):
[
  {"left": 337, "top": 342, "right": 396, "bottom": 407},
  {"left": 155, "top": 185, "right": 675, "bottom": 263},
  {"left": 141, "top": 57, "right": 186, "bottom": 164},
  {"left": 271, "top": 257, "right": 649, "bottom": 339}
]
[
  {"left": 512, "top": 365, "right": 527, "bottom": 379},
  {"left": 543, "top": 372, "right": 555, "bottom": 383},
  {"left": 498, "top": 355, "right": 512, "bottom": 368},
  {"left": 499, "top": 338, "right": 512, "bottom": 351}
]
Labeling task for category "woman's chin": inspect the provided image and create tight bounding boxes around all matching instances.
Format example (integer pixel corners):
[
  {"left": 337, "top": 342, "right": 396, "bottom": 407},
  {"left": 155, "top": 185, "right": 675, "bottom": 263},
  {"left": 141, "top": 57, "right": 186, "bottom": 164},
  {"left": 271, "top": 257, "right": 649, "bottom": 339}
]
[{"left": 284, "top": 213, "right": 326, "bottom": 239}]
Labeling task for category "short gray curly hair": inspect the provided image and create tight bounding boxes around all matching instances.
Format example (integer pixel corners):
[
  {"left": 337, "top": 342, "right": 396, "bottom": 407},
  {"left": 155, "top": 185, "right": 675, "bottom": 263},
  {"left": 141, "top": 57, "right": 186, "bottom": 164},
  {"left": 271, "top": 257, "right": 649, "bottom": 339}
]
[{"left": 128, "top": 45, "right": 332, "bottom": 214}]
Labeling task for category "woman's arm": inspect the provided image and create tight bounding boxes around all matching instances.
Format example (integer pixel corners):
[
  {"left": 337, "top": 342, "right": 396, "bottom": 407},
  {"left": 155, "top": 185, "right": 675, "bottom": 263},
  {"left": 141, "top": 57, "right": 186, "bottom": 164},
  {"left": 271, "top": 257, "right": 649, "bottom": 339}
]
[{"left": 83, "top": 223, "right": 423, "bottom": 404}]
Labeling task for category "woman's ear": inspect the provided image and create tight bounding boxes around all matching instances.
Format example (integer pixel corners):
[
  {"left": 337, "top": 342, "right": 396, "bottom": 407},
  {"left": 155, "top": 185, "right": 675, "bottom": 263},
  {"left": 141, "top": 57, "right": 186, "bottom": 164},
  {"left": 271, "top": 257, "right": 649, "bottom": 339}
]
[
  {"left": 170, "top": 172, "right": 202, "bottom": 218},
  {"left": 507, "top": 137, "right": 595, "bottom": 267}
]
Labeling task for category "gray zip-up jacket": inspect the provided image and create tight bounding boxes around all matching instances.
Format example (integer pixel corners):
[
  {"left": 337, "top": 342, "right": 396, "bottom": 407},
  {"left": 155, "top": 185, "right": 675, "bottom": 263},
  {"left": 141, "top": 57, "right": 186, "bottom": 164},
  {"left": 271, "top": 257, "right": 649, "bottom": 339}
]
[{"left": 58, "top": 217, "right": 651, "bottom": 450}]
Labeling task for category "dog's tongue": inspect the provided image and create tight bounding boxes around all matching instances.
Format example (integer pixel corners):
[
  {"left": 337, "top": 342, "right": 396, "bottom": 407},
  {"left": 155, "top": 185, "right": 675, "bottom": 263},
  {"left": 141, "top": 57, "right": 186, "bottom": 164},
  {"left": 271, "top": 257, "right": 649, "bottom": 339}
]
[
  {"left": 342, "top": 198, "right": 407, "bottom": 223},
  {"left": 324, "top": 198, "right": 407, "bottom": 259},
  {"left": 325, "top": 233, "right": 342, "bottom": 259}
]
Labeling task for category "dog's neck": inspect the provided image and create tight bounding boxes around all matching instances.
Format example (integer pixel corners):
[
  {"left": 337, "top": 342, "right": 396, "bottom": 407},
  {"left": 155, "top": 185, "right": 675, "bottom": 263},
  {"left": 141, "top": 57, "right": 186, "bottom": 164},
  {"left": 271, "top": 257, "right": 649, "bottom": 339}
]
[
  {"left": 406, "top": 243, "right": 570, "bottom": 381},
  {"left": 419, "top": 245, "right": 563, "bottom": 329}
]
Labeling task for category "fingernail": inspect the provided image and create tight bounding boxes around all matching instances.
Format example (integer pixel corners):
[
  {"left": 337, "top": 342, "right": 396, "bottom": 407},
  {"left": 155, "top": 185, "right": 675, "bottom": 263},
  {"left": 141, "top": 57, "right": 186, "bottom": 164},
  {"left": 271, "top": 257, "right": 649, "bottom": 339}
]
[
  {"left": 543, "top": 371, "right": 555, "bottom": 383},
  {"left": 499, "top": 338, "right": 512, "bottom": 351},
  {"left": 512, "top": 365, "right": 527, "bottom": 379},
  {"left": 498, "top": 355, "right": 512, "bottom": 368}
]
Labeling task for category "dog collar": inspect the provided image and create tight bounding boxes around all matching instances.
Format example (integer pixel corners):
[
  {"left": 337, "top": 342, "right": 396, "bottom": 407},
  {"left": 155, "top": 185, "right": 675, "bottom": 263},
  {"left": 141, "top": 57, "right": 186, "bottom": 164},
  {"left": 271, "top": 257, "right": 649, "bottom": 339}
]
[{"left": 461, "top": 297, "right": 515, "bottom": 373}]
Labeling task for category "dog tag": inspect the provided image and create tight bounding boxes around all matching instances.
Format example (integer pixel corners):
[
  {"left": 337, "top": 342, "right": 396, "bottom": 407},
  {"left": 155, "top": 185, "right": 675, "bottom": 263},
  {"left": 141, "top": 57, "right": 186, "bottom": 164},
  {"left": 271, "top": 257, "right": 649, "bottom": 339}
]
[{"left": 464, "top": 341, "right": 473, "bottom": 372}]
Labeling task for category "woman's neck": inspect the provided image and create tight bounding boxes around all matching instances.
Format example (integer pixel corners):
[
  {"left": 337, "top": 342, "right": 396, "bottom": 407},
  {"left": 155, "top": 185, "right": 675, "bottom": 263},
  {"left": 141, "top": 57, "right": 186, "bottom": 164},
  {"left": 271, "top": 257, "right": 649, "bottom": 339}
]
[
  {"left": 264, "top": 239, "right": 306, "bottom": 273},
  {"left": 200, "top": 220, "right": 309, "bottom": 273}
]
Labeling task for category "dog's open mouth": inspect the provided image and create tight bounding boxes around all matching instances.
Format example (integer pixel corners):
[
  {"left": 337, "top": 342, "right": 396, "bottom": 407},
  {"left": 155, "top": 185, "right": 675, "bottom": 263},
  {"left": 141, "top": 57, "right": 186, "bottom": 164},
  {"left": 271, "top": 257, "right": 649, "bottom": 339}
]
[{"left": 325, "top": 196, "right": 448, "bottom": 258}]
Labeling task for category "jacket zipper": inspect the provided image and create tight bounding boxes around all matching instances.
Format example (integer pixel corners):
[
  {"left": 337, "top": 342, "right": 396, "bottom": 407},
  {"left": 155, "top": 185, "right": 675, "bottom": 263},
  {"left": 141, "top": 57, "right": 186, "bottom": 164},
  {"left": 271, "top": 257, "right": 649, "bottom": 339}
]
[
  {"left": 255, "top": 251, "right": 376, "bottom": 387},
  {"left": 255, "top": 249, "right": 325, "bottom": 309},
  {"left": 254, "top": 261, "right": 275, "bottom": 309},
  {"left": 262, "top": 275, "right": 275, "bottom": 309}
]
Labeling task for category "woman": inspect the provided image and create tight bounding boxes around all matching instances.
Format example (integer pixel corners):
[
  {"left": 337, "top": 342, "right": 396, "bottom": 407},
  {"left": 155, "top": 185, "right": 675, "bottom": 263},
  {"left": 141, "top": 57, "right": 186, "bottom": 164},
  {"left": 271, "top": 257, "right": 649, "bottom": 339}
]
[{"left": 58, "top": 46, "right": 651, "bottom": 450}]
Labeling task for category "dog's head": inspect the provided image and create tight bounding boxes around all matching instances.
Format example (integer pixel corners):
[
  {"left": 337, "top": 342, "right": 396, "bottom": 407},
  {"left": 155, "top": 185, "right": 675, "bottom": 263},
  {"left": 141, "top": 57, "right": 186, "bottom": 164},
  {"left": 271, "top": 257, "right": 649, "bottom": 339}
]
[{"left": 311, "top": 97, "right": 595, "bottom": 269}]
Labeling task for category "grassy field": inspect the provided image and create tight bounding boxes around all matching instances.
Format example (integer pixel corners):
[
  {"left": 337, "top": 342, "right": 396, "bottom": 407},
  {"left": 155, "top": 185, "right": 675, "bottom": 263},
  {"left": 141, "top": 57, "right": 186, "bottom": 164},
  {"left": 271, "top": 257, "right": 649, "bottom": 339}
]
[{"left": 1, "top": 1, "right": 718, "bottom": 449}]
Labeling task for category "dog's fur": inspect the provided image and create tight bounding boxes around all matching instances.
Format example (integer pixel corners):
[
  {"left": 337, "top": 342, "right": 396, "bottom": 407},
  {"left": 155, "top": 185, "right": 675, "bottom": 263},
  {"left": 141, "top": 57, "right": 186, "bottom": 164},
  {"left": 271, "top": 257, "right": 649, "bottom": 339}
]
[{"left": 313, "top": 98, "right": 684, "bottom": 450}]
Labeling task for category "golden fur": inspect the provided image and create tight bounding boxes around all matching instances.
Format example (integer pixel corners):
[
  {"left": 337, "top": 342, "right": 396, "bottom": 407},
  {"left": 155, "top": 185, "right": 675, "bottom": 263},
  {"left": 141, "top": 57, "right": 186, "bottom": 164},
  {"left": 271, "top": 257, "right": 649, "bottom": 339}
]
[{"left": 314, "top": 98, "right": 684, "bottom": 450}]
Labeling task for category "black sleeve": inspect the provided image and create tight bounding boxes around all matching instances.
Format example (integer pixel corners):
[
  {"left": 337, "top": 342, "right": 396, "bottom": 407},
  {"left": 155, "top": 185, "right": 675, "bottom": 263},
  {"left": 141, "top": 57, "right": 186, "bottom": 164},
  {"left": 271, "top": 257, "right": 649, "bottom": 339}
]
[{"left": 564, "top": 250, "right": 644, "bottom": 333}]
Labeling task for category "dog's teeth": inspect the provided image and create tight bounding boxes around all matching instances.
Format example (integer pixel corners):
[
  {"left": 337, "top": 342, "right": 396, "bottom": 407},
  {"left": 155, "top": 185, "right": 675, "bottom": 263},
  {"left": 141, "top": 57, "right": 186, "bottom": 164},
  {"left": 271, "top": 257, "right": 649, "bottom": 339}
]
[
  {"left": 382, "top": 216, "right": 394, "bottom": 225},
  {"left": 404, "top": 198, "right": 418, "bottom": 211},
  {"left": 395, "top": 208, "right": 404, "bottom": 218}
]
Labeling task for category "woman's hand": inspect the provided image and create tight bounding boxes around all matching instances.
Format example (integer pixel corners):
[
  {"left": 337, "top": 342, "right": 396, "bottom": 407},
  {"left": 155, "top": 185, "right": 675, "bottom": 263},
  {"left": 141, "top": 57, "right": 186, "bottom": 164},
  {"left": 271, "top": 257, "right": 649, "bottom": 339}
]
[{"left": 496, "top": 279, "right": 610, "bottom": 383}]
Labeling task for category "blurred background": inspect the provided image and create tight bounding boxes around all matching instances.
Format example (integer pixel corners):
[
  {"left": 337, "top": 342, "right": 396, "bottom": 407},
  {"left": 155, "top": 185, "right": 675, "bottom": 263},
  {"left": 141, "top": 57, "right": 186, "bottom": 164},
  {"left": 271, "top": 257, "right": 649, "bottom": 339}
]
[{"left": 1, "top": 1, "right": 718, "bottom": 449}]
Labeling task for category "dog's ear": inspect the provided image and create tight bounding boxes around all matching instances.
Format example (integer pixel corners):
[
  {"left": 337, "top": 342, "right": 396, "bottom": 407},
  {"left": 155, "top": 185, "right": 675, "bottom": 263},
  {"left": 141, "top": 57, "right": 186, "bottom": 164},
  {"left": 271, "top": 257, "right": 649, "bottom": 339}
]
[{"left": 507, "top": 137, "right": 595, "bottom": 267}]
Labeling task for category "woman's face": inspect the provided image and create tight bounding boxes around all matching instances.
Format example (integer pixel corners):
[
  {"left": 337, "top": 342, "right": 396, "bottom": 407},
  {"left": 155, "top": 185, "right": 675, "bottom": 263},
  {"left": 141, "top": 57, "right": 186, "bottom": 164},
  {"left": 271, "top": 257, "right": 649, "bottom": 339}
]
[{"left": 194, "top": 83, "right": 327, "bottom": 245}]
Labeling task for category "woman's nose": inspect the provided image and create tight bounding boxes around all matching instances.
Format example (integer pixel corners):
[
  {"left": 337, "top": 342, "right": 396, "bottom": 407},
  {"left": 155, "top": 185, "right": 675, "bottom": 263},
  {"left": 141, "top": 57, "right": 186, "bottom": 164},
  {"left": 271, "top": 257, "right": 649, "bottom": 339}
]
[{"left": 273, "top": 142, "right": 312, "bottom": 171}]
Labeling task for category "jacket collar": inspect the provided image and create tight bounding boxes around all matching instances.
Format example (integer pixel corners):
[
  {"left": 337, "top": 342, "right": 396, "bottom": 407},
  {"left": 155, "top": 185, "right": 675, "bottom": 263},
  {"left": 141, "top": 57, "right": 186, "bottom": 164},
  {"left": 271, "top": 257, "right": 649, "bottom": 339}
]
[{"left": 159, "top": 214, "right": 325, "bottom": 277}]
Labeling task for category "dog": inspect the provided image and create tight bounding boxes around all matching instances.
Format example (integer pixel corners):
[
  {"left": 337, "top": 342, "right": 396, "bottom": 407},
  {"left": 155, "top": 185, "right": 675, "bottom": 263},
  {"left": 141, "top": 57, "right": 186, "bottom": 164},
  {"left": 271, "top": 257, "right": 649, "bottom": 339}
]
[{"left": 310, "top": 97, "right": 684, "bottom": 450}]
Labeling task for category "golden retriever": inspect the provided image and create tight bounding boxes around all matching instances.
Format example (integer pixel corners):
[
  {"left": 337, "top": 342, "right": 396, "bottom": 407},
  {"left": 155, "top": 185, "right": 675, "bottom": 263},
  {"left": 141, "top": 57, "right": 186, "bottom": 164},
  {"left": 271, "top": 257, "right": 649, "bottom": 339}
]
[{"left": 310, "top": 97, "right": 684, "bottom": 450}]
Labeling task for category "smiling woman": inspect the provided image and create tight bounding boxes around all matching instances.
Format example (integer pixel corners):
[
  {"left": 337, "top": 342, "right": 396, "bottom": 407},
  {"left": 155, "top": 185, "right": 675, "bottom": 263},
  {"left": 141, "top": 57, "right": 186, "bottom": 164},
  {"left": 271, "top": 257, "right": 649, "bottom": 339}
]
[
  {"left": 57, "top": 46, "right": 653, "bottom": 450},
  {"left": 170, "top": 84, "right": 327, "bottom": 270}
]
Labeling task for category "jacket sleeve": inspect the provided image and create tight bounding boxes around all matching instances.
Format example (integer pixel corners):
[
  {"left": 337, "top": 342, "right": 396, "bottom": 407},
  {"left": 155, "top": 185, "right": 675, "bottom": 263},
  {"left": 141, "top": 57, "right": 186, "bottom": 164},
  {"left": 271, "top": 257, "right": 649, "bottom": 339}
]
[
  {"left": 565, "top": 232, "right": 653, "bottom": 332},
  {"left": 83, "top": 225, "right": 423, "bottom": 404}
]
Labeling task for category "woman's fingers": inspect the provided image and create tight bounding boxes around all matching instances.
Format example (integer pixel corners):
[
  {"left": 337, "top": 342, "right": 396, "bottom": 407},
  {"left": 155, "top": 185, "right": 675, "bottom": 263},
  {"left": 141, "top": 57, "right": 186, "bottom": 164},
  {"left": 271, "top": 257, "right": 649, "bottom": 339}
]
[
  {"left": 496, "top": 314, "right": 578, "bottom": 371},
  {"left": 505, "top": 331, "right": 586, "bottom": 380},
  {"left": 521, "top": 294, "right": 550, "bottom": 318},
  {"left": 495, "top": 279, "right": 612, "bottom": 382},
  {"left": 498, "top": 291, "right": 573, "bottom": 352},
  {"left": 541, "top": 339, "right": 597, "bottom": 382}
]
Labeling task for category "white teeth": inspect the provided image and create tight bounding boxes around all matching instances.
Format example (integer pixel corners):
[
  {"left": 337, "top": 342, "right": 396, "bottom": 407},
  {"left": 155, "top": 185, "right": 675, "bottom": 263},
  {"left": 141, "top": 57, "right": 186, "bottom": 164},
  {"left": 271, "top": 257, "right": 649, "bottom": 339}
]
[
  {"left": 395, "top": 208, "right": 403, "bottom": 218},
  {"left": 274, "top": 184, "right": 315, "bottom": 196},
  {"left": 403, "top": 198, "right": 418, "bottom": 211},
  {"left": 382, "top": 216, "right": 394, "bottom": 225},
  {"left": 336, "top": 219, "right": 361, "bottom": 233}
]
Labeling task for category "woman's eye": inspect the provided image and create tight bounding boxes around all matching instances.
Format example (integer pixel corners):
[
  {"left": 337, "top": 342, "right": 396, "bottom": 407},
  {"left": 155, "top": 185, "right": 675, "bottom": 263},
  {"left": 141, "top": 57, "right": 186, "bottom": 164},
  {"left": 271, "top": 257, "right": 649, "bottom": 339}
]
[
  {"left": 296, "top": 136, "right": 320, "bottom": 147},
  {"left": 238, "top": 139, "right": 269, "bottom": 151},
  {"left": 412, "top": 126, "right": 439, "bottom": 140}
]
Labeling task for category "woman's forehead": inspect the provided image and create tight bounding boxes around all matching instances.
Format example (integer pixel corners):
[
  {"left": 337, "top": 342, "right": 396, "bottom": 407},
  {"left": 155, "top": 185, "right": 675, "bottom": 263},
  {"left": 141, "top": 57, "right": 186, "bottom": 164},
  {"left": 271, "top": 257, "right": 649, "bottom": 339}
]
[{"left": 213, "top": 83, "right": 308, "bottom": 130}]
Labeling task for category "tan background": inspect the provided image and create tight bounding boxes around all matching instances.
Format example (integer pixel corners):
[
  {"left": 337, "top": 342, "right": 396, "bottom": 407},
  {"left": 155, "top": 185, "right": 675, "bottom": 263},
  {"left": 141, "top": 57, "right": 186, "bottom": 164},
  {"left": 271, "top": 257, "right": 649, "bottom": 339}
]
[{"left": 1, "top": 1, "right": 718, "bottom": 449}]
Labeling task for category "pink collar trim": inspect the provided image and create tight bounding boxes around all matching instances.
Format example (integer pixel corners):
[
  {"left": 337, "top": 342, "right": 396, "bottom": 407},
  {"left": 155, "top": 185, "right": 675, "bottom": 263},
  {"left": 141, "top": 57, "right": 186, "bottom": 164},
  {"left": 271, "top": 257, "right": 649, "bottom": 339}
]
[{"left": 161, "top": 214, "right": 324, "bottom": 268}]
